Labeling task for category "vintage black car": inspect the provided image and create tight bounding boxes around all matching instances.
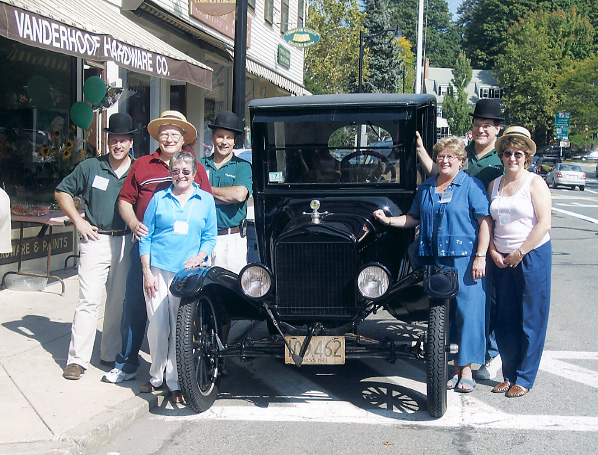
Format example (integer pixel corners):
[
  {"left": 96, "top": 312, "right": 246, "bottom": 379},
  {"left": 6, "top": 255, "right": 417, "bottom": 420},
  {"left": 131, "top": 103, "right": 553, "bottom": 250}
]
[{"left": 171, "top": 94, "right": 458, "bottom": 418}]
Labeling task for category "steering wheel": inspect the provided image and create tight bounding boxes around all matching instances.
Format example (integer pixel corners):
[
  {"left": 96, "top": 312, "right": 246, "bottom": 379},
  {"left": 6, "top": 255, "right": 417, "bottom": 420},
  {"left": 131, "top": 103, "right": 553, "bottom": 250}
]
[{"left": 340, "top": 151, "right": 396, "bottom": 182}]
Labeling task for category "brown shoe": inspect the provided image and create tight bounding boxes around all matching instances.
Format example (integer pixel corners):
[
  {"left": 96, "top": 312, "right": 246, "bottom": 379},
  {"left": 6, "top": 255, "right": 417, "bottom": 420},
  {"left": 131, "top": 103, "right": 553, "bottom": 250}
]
[
  {"left": 171, "top": 390, "right": 186, "bottom": 404},
  {"left": 63, "top": 364, "right": 84, "bottom": 380},
  {"left": 491, "top": 381, "right": 511, "bottom": 393},
  {"left": 507, "top": 384, "right": 529, "bottom": 398}
]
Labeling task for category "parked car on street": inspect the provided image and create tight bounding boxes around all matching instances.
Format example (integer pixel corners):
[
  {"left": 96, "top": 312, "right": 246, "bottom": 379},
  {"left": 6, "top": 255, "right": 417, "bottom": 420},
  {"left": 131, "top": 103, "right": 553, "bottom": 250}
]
[
  {"left": 170, "top": 94, "right": 456, "bottom": 418},
  {"left": 581, "top": 151, "right": 598, "bottom": 161},
  {"left": 545, "top": 163, "right": 586, "bottom": 190},
  {"left": 534, "top": 156, "right": 561, "bottom": 178}
]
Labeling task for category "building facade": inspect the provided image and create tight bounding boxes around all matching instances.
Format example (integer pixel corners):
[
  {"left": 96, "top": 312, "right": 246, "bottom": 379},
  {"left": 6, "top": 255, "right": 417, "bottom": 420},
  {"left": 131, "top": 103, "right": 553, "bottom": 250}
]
[
  {"left": 0, "top": 0, "right": 306, "bottom": 277},
  {"left": 423, "top": 60, "right": 504, "bottom": 138}
]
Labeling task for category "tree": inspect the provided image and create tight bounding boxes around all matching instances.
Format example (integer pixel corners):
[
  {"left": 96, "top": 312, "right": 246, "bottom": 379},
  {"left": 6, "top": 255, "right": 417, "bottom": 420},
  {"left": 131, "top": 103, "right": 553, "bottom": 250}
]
[
  {"left": 461, "top": 0, "right": 597, "bottom": 70},
  {"left": 389, "top": 0, "right": 460, "bottom": 67},
  {"left": 363, "top": 0, "right": 402, "bottom": 93},
  {"left": 305, "top": 0, "right": 364, "bottom": 94},
  {"left": 442, "top": 52, "right": 472, "bottom": 136},
  {"left": 495, "top": 9, "right": 595, "bottom": 143},
  {"left": 556, "top": 54, "right": 598, "bottom": 149}
]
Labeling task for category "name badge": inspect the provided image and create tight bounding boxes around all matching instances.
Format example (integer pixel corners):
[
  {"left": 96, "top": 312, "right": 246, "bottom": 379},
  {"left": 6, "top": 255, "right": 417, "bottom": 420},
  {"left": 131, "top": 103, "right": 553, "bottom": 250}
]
[
  {"left": 173, "top": 220, "right": 189, "bottom": 235},
  {"left": 498, "top": 214, "right": 511, "bottom": 226},
  {"left": 463, "top": 158, "right": 469, "bottom": 170},
  {"left": 92, "top": 175, "right": 109, "bottom": 191},
  {"left": 440, "top": 190, "right": 453, "bottom": 203}
]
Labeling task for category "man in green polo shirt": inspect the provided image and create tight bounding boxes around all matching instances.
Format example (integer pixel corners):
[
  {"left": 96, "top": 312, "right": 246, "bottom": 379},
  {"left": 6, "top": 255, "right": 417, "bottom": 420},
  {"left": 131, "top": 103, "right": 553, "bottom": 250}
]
[
  {"left": 201, "top": 111, "right": 252, "bottom": 275},
  {"left": 416, "top": 99, "right": 504, "bottom": 187},
  {"left": 57, "top": 113, "right": 135, "bottom": 380}
]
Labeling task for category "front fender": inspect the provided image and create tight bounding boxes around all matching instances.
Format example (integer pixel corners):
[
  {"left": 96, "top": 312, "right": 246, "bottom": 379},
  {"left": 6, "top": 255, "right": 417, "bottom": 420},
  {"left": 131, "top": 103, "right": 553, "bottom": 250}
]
[
  {"left": 170, "top": 266, "right": 238, "bottom": 298},
  {"left": 169, "top": 266, "right": 265, "bottom": 320}
]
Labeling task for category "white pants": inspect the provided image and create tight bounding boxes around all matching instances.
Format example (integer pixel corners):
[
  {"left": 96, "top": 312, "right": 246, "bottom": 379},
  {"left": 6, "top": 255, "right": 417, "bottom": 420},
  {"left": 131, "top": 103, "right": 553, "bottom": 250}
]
[
  {"left": 145, "top": 267, "right": 180, "bottom": 391},
  {"left": 67, "top": 234, "right": 131, "bottom": 368},
  {"left": 213, "top": 232, "right": 247, "bottom": 274}
]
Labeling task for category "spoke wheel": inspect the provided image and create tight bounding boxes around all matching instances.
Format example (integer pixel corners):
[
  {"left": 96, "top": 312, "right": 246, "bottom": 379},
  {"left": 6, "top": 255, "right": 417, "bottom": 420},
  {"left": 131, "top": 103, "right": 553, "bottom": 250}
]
[
  {"left": 176, "top": 296, "right": 220, "bottom": 412},
  {"left": 426, "top": 298, "right": 448, "bottom": 418}
]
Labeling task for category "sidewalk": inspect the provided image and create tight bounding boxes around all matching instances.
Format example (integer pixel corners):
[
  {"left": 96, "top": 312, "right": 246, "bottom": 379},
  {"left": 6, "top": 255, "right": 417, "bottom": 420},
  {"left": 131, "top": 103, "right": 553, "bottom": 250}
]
[{"left": 1, "top": 268, "right": 169, "bottom": 454}]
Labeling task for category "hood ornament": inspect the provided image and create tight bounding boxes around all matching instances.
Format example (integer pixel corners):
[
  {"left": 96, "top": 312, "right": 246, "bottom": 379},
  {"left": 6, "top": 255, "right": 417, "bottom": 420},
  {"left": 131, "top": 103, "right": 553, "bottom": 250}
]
[{"left": 303, "top": 199, "right": 328, "bottom": 224}]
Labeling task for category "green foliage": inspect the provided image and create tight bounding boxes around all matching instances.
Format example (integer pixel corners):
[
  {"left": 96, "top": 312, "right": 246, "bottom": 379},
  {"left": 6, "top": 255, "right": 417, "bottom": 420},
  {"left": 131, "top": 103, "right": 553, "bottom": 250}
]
[
  {"left": 442, "top": 52, "right": 473, "bottom": 136},
  {"left": 305, "top": 0, "right": 365, "bottom": 94},
  {"left": 556, "top": 54, "right": 598, "bottom": 148},
  {"left": 461, "top": 0, "right": 597, "bottom": 69},
  {"left": 495, "top": 8, "right": 595, "bottom": 144},
  {"left": 389, "top": 0, "right": 460, "bottom": 67},
  {"left": 363, "top": 0, "right": 402, "bottom": 93}
]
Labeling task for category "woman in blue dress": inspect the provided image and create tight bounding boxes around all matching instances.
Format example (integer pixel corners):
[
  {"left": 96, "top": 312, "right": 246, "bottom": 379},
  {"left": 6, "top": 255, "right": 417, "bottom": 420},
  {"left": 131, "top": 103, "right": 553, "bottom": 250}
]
[{"left": 374, "top": 136, "right": 491, "bottom": 392}]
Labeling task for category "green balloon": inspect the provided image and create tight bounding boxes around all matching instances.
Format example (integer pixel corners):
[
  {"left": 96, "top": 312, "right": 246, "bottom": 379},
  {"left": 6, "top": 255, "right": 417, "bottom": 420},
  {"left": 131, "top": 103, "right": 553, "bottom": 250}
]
[
  {"left": 70, "top": 102, "right": 93, "bottom": 129},
  {"left": 83, "top": 76, "right": 107, "bottom": 104}
]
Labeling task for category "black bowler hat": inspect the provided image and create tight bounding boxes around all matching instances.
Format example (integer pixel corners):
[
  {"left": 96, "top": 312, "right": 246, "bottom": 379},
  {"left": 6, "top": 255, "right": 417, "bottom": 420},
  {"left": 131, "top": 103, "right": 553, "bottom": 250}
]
[
  {"left": 469, "top": 99, "right": 504, "bottom": 122},
  {"left": 103, "top": 113, "right": 137, "bottom": 134},
  {"left": 208, "top": 111, "right": 243, "bottom": 135}
]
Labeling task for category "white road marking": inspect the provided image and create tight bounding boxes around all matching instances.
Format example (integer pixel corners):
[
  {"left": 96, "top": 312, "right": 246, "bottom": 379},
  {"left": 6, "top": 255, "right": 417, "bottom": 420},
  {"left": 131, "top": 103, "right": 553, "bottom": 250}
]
[
  {"left": 555, "top": 203, "right": 598, "bottom": 208},
  {"left": 551, "top": 207, "right": 598, "bottom": 224},
  {"left": 159, "top": 351, "right": 598, "bottom": 432}
]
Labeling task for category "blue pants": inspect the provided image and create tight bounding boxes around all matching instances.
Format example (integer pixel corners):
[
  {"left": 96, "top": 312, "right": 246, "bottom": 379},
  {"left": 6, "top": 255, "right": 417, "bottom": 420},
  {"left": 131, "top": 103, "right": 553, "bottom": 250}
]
[
  {"left": 493, "top": 241, "right": 551, "bottom": 389},
  {"left": 114, "top": 240, "right": 147, "bottom": 374},
  {"left": 419, "top": 253, "right": 487, "bottom": 367}
]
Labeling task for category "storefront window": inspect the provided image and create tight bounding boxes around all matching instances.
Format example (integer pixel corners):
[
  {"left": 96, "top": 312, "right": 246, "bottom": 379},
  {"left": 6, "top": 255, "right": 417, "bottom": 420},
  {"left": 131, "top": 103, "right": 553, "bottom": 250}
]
[{"left": 0, "top": 37, "right": 76, "bottom": 204}]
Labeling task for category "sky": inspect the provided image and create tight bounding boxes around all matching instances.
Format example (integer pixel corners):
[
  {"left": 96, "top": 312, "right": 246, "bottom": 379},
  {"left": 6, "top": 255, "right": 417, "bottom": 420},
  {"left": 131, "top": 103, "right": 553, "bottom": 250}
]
[{"left": 447, "top": 0, "right": 460, "bottom": 20}]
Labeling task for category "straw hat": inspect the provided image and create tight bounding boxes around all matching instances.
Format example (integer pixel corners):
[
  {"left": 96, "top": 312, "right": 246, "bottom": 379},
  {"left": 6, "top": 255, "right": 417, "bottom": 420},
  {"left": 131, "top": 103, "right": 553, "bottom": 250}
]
[
  {"left": 147, "top": 111, "right": 197, "bottom": 145},
  {"left": 495, "top": 126, "right": 537, "bottom": 155}
]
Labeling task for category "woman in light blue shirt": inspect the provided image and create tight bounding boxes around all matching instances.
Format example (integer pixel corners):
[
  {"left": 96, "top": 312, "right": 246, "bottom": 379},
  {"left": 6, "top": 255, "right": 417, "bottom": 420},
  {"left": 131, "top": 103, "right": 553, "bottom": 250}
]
[
  {"left": 374, "top": 136, "right": 491, "bottom": 393},
  {"left": 139, "top": 151, "right": 217, "bottom": 404}
]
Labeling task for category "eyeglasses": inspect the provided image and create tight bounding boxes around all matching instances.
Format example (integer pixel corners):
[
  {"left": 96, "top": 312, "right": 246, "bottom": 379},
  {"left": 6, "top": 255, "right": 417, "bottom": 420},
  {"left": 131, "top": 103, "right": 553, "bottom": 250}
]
[
  {"left": 436, "top": 154, "right": 459, "bottom": 162},
  {"left": 472, "top": 122, "right": 495, "bottom": 131},
  {"left": 159, "top": 132, "right": 182, "bottom": 141},
  {"left": 170, "top": 169, "right": 192, "bottom": 176},
  {"left": 502, "top": 151, "right": 525, "bottom": 159}
]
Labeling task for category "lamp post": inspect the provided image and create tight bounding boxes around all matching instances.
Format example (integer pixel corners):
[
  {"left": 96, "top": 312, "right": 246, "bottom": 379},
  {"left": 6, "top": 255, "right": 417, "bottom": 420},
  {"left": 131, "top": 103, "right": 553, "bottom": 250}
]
[{"left": 358, "top": 25, "right": 402, "bottom": 93}]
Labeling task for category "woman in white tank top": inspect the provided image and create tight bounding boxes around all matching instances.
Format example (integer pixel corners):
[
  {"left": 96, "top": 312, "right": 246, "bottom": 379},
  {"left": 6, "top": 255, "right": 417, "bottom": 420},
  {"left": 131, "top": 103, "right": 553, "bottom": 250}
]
[{"left": 487, "top": 127, "right": 552, "bottom": 398}]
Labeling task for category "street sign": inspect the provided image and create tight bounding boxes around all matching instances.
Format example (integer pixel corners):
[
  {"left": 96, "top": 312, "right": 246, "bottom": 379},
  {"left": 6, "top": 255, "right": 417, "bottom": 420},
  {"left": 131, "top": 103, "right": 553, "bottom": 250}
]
[
  {"left": 556, "top": 127, "right": 569, "bottom": 140},
  {"left": 555, "top": 112, "right": 570, "bottom": 128}
]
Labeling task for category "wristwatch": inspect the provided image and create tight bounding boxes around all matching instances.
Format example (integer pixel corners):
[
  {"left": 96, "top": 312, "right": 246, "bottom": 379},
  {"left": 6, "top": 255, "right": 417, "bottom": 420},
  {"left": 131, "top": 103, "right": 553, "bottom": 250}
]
[
  {"left": 518, "top": 247, "right": 526, "bottom": 256},
  {"left": 475, "top": 252, "right": 486, "bottom": 257}
]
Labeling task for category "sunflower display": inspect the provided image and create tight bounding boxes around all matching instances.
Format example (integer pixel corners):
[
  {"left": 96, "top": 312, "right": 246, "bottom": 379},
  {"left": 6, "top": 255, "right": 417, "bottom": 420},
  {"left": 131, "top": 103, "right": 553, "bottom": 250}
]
[
  {"left": 65, "top": 140, "right": 73, "bottom": 149},
  {"left": 63, "top": 149, "right": 71, "bottom": 159},
  {"left": 39, "top": 122, "right": 83, "bottom": 180},
  {"left": 40, "top": 146, "right": 51, "bottom": 158}
]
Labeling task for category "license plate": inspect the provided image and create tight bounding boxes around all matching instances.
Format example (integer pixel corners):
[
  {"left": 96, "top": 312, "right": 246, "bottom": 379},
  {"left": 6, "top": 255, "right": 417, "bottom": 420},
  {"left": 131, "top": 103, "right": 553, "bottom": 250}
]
[{"left": 284, "top": 336, "right": 345, "bottom": 365}]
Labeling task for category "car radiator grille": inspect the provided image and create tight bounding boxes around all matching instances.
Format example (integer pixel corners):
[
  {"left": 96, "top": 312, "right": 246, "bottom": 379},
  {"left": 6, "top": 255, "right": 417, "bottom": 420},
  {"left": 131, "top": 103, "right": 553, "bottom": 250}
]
[{"left": 274, "top": 241, "right": 358, "bottom": 318}]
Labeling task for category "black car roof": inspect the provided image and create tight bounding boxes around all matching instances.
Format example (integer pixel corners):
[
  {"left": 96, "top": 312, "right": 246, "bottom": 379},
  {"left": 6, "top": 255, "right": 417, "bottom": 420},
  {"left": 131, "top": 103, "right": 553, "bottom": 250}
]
[{"left": 249, "top": 93, "right": 437, "bottom": 110}]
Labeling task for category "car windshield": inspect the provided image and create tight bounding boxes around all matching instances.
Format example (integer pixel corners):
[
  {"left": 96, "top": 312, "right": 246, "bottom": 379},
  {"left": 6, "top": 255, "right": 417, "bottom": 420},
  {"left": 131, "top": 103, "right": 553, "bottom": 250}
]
[{"left": 257, "top": 115, "right": 410, "bottom": 186}]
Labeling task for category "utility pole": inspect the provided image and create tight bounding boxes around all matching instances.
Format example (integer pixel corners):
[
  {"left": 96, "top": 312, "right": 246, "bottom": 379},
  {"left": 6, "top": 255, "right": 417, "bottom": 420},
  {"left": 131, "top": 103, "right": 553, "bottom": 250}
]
[{"left": 232, "top": 0, "right": 248, "bottom": 141}]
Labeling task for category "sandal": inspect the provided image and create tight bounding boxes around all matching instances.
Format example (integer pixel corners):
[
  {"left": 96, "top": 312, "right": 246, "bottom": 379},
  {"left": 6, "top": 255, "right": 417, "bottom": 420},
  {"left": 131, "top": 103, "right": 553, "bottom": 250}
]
[
  {"left": 447, "top": 374, "right": 459, "bottom": 390},
  {"left": 140, "top": 382, "right": 162, "bottom": 393},
  {"left": 506, "top": 384, "right": 529, "bottom": 398},
  {"left": 171, "top": 390, "right": 186, "bottom": 404},
  {"left": 492, "top": 381, "right": 511, "bottom": 393},
  {"left": 455, "top": 377, "right": 476, "bottom": 393}
]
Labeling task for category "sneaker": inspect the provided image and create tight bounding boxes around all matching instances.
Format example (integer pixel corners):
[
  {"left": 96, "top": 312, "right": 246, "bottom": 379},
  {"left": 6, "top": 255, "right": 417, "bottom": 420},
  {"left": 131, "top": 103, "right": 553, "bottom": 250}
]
[
  {"left": 102, "top": 368, "right": 136, "bottom": 383},
  {"left": 473, "top": 355, "right": 502, "bottom": 380},
  {"left": 63, "top": 363, "right": 84, "bottom": 380}
]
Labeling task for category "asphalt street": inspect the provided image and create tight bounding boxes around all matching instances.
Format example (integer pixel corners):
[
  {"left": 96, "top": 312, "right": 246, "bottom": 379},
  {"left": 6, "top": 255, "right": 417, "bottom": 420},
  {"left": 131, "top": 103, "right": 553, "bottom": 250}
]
[{"left": 90, "top": 162, "right": 598, "bottom": 455}]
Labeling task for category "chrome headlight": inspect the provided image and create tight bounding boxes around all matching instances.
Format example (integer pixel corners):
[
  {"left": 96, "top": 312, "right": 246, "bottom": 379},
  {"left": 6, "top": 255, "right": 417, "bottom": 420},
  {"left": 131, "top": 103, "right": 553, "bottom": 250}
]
[
  {"left": 357, "top": 264, "right": 390, "bottom": 299},
  {"left": 239, "top": 264, "right": 272, "bottom": 299}
]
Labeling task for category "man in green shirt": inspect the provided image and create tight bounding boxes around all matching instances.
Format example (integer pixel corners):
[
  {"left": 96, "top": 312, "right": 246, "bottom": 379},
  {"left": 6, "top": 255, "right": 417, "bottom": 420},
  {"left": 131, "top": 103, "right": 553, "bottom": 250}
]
[
  {"left": 200, "top": 111, "right": 252, "bottom": 274},
  {"left": 57, "top": 113, "right": 135, "bottom": 380}
]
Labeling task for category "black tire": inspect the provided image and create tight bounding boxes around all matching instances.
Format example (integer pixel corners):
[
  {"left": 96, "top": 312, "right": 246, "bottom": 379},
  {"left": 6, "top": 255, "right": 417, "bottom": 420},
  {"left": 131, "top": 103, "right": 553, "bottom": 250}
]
[
  {"left": 551, "top": 180, "right": 558, "bottom": 189},
  {"left": 176, "top": 296, "right": 221, "bottom": 413},
  {"left": 580, "top": 185, "right": 585, "bottom": 191},
  {"left": 426, "top": 298, "right": 448, "bottom": 418}
]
